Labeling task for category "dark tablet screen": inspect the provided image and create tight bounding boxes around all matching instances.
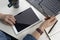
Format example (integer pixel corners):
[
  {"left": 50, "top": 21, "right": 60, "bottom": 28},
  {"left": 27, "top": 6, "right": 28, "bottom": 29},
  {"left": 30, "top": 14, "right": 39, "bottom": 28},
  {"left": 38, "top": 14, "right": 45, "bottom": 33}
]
[{"left": 14, "top": 8, "right": 39, "bottom": 32}]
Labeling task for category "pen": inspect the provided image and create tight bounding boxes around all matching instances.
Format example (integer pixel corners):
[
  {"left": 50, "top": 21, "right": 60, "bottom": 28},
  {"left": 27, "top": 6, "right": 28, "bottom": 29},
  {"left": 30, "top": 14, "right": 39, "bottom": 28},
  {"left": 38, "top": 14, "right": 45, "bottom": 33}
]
[
  {"left": 44, "top": 29, "right": 51, "bottom": 40},
  {"left": 48, "top": 20, "right": 58, "bottom": 34}
]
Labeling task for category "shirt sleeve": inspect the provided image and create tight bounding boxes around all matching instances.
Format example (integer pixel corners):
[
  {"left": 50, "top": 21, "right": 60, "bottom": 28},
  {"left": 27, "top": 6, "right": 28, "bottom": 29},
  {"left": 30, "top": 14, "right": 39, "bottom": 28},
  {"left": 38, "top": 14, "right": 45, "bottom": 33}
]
[
  {"left": 0, "top": 31, "right": 8, "bottom": 40},
  {"left": 23, "top": 34, "right": 36, "bottom": 40}
]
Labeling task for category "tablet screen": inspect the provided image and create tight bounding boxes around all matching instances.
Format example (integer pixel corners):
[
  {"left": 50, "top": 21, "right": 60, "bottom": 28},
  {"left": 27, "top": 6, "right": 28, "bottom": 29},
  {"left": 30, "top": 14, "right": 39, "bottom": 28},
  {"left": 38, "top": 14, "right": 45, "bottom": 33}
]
[{"left": 14, "top": 8, "right": 39, "bottom": 32}]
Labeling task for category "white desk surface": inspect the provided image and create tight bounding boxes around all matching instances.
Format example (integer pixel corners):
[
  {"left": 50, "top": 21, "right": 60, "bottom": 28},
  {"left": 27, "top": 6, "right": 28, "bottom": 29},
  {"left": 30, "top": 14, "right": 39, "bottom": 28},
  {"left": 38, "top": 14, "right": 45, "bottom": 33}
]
[
  {"left": 0, "top": 0, "right": 45, "bottom": 40},
  {"left": 0, "top": 0, "right": 60, "bottom": 40}
]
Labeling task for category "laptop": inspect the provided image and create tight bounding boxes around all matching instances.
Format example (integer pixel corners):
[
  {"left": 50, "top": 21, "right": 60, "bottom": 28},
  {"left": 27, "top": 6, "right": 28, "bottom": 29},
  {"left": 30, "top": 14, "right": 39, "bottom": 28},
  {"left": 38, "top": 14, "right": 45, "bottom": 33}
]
[
  {"left": 12, "top": 8, "right": 40, "bottom": 34},
  {"left": 26, "top": 0, "right": 60, "bottom": 17}
]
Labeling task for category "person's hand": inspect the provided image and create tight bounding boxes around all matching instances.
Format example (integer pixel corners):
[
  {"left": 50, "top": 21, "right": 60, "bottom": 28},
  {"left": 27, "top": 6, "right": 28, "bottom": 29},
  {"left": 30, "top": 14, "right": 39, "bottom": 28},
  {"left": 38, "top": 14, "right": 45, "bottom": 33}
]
[
  {"left": 39, "top": 16, "right": 57, "bottom": 32},
  {"left": 0, "top": 14, "right": 16, "bottom": 26}
]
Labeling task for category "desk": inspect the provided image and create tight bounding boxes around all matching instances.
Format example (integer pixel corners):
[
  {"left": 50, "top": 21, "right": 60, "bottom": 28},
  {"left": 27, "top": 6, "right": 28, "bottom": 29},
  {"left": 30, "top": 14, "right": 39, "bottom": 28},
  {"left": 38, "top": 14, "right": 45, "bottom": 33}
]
[{"left": 0, "top": 0, "right": 45, "bottom": 40}]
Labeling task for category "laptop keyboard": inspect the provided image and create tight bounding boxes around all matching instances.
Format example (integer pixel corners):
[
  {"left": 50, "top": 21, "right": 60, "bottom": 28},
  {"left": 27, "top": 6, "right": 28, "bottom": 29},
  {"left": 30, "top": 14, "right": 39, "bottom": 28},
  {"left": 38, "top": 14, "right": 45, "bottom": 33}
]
[
  {"left": 40, "top": 0, "right": 60, "bottom": 15},
  {"left": 26, "top": 0, "right": 60, "bottom": 16}
]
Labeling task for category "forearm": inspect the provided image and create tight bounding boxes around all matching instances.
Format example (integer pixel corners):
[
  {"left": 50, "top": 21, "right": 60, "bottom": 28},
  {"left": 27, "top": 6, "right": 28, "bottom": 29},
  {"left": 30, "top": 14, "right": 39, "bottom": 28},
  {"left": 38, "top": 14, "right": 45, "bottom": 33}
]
[
  {"left": 31, "top": 22, "right": 45, "bottom": 40},
  {"left": 32, "top": 31, "right": 41, "bottom": 40}
]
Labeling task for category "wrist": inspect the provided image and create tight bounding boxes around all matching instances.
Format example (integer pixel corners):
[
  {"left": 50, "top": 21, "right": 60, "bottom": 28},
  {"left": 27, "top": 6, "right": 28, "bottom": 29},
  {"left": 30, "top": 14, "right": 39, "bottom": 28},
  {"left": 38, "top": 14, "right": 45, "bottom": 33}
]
[
  {"left": 36, "top": 28, "right": 43, "bottom": 35},
  {"left": 39, "top": 26, "right": 44, "bottom": 32}
]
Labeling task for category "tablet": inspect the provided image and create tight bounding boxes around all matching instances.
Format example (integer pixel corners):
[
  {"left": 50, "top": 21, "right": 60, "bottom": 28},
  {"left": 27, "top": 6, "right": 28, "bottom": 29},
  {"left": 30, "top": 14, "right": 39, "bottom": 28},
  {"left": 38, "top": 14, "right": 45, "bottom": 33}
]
[{"left": 13, "top": 8, "right": 39, "bottom": 34}]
